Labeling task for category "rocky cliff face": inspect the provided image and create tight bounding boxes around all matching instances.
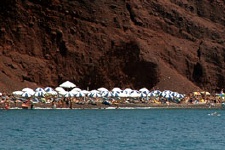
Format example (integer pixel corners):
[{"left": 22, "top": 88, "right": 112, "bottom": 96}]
[{"left": 0, "top": 0, "right": 224, "bottom": 93}]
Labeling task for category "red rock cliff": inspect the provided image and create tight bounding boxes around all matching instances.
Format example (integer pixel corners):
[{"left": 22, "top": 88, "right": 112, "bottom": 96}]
[{"left": 0, "top": 0, "right": 224, "bottom": 93}]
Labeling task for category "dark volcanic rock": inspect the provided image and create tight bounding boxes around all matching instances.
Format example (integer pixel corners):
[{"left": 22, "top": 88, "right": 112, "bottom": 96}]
[{"left": 0, "top": 0, "right": 224, "bottom": 93}]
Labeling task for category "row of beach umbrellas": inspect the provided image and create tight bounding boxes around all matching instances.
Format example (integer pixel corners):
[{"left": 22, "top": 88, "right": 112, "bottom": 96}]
[{"left": 11, "top": 81, "right": 185, "bottom": 101}]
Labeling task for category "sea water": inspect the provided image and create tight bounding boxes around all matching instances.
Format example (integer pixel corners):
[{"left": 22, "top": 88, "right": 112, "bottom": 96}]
[{"left": 0, "top": 109, "right": 225, "bottom": 150}]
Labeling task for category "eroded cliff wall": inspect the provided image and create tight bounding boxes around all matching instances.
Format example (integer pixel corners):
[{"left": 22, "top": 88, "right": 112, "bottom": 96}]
[{"left": 0, "top": 0, "right": 224, "bottom": 93}]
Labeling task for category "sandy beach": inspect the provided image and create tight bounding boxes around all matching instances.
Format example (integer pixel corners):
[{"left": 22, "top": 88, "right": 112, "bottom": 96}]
[
  {"left": 0, "top": 101, "right": 223, "bottom": 110},
  {"left": 1, "top": 85, "right": 224, "bottom": 110}
]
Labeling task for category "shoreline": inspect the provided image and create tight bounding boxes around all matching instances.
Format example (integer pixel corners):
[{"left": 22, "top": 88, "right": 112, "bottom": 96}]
[{"left": 0, "top": 102, "right": 223, "bottom": 110}]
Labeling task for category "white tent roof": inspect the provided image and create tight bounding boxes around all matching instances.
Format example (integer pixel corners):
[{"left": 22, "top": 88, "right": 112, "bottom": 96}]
[{"left": 59, "top": 81, "right": 76, "bottom": 88}]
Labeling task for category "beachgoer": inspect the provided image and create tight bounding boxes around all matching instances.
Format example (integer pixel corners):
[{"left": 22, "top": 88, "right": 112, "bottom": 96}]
[
  {"left": 166, "top": 101, "right": 170, "bottom": 106},
  {"left": 52, "top": 101, "right": 56, "bottom": 109},
  {"left": 59, "top": 100, "right": 63, "bottom": 108},
  {"left": 4, "top": 102, "right": 9, "bottom": 110},
  {"left": 188, "top": 97, "right": 193, "bottom": 104},
  {"left": 66, "top": 98, "right": 70, "bottom": 108},
  {"left": 69, "top": 99, "right": 73, "bottom": 109},
  {"left": 30, "top": 102, "right": 34, "bottom": 109}
]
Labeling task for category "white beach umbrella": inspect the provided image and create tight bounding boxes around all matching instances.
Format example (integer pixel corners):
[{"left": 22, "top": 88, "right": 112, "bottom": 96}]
[
  {"left": 22, "top": 87, "right": 33, "bottom": 92},
  {"left": 97, "top": 87, "right": 109, "bottom": 93},
  {"left": 22, "top": 88, "right": 35, "bottom": 95},
  {"left": 71, "top": 87, "right": 82, "bottom": 92},
  {"left": 81, "top": 90, "right": 90, "bottom": 95},
  {"left": 139, "top": 88, "right": 149, "bottom": 94},
  {"left": 55, "top": 87, "right": 66, "bottom": 92},
  {"left": 90, "top": 89, "right": 100, "bottom": 93},
  {"left": 118, "top": 92, "right": 128, "bottom": 98},
  {"left": 59, "top": 81, "right": 76, "bottom": 89},
  {"left": 46, "top": 90, "right": 58, "bottom": 96},
  {"left": 129, "top": 91, "right": 141, "bottom": 98},
  {"left": 12, "top": 91, "right": 24, "bottom": 96},
  {"left": 112, "top": 87, "right": 122, "bottom": 92},
  {"left": 70, "top": 90, "right": 79, "bottom": 95},
  {"left": 58, "top": 90, "right": 67, "bottom": 96}
]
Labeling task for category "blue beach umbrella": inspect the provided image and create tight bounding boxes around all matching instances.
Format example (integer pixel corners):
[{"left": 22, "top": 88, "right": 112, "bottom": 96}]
[
  {"left": 35, "top": 87, "right": 45, "bottom": 92},
  {"left": 21, "top": 92, "right": 33, "bottom": 98},
  {"left": 34, "top": 91, "right": 46, "bottom": 97},
  {"left": 175, "top": 94, "right": 185, "bottom": 99},
  {"left": 148, "top": 92, "right": 156, "bottom": 97},
  {"left": 163, "top": 94, "right": 173, "bottom": 101},
  {"left": 139, "top": 88, "right": 150, "bottom": 94},
  {"left": 44, "top": 87, "right": 54, "bottom": 92},
  {"left": 111, "top": 91, "right": 120, "bottom": 98},
  {"left": 140, "top": 93, "right": 147, "bottom": 98},
  {"left": 152, "top": 90, "right": 161, "bottom": 96},
  {"left": 163, "top": 90, "right": 172, "bottom": 95},
  {"left": 64, "top": 91, "right": 74, "bottom": 98},
  {"left": 74, "top": 91, "right": 85, "bottom": 98},
  {"left": 88, "top": 90, "right": 100, "bottom": 97},
  {"left": 160, "top": 90, "right": 172, "bottom": 97},
  {"left": 171, "top": 92, "right": 179, "bottom": 97},
  {"left": 102, "top": 91, "right": 113, "bottom": 98},
  {"left": 123, "top": 88, "right": 133, "bottom": 95},
  {"left": 88, "top": 93, "right": 101, "bottom": 98}
]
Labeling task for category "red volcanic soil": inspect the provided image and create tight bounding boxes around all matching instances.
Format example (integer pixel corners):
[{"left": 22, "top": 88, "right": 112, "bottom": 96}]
[{"left": 0, "top": 0, "right": 225, "bottom": 94}]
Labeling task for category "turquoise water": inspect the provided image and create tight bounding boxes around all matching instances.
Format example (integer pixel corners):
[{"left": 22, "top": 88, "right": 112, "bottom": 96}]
[{"left": 0, "top": 109, "right": 225, "bottom": 150}]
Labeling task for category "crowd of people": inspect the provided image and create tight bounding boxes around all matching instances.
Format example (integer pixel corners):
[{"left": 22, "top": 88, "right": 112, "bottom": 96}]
[{"left": 0, "top": 88, "right": 224, "bottom": 109}]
